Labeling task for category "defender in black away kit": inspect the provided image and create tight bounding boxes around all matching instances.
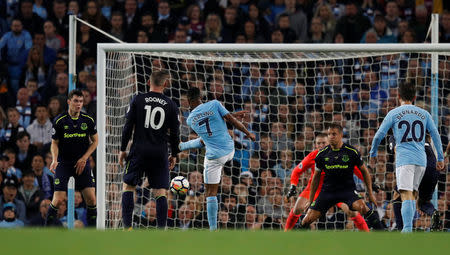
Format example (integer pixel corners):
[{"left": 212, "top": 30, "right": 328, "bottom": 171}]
[
  {"left": 46, "top": 89, "right": 99, "bottom": 227},
  {"left": 119, "top": 70, "right": 180, "bottom": 229},
  {"left": 301, "top": 123, "right": 383, "bottom": 230}
]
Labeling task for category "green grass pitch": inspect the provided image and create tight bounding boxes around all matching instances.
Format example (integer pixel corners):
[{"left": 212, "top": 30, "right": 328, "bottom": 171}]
[{"left": 1, "top": 229, "right": 449, "bottom": 255}]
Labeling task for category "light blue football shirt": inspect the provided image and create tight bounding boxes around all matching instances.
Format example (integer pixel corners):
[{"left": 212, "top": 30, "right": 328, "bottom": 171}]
[
  {"left": 370, "top": 104, "right": 444, "bottom": 167},
  {"left": 187, "top": 100, "right": 234, "bottom": 159}
]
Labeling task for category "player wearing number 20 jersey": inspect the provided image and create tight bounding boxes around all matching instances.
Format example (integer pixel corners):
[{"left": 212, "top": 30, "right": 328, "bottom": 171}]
[{"left": 370, "top": 82, "right": 444, "bottom": 233}]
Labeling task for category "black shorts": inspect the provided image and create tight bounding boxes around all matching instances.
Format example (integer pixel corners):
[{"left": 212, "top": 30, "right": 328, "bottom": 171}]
[
  {"left": 54, "top": 161, "right": 95, "bottom": 191},
  {"left": 122, "top": 155, "right": 169, "bottom": 189},
  {"left": 310, "top": 189, "right": 362, "bottom": 214},
  {"left": 418, "top": 167, "right": 439, "bottom": 202}
]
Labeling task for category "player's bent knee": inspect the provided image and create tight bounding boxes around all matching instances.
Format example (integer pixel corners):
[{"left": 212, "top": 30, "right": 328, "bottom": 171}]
[{"left": 123, "top": 183, "right": 135, "bottom": 192}]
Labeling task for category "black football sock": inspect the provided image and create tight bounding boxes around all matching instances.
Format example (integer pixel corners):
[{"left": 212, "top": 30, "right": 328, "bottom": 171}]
[
  {"left": 45, "top": 203, "right": 58, "bottom": 226},
  {"left": 122, "top": 191, "right": 134, "bottom": 228},
  {"left": 364, "top": 208, "right": 384, "bottom": 230},
  {"left": 392, "top": 200, "right": 403, "bottom": 230},
  {"left": 87, "top": 205, "right": 97, "bottom": 227},
  {"left": 156, "top": 195, "right": 168, "bottom": 229}
]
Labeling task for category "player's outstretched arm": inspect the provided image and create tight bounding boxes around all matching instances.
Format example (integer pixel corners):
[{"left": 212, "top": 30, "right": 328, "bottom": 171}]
[
  {"left": 223, "top": 114, "right": 256, "bottom": 141},
  {"left": 179, "top": 138, "right": 205, "bottom": 151},
  {"left": 309, "top": 170, "right": 321, "bottom": 204},
  {"left": 369, "top": 112, "right": 392, "bottom": 159},
  {"left": 359, "top": 164, "right": 377, "bottom": 205},
  {"left": 426, "top": 113, "right": 445, "bottom": 170},
  {"left": 75, "top": 133, "right": 98, "bottom": 175},
  {"left": 49, "top": 139, "right": 59, "bottom": 174}
]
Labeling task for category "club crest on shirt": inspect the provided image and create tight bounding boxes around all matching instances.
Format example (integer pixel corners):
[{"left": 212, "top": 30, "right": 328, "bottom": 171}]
[
  {"left": 81, "top": 123, "right": 88, "bottom": 130},
  {"left": 342, "top": 155, "right": 349, "bottom": 162},
  {"left": 64, "top": 125, "right": 69, "bottom": 130}
]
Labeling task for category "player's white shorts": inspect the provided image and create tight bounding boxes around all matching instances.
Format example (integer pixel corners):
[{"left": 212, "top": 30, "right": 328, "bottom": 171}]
[
  {"left": 203, "top": 150, "right": 235, "bottom": 184},
  {"left": 395, "top": 165, "right": 426, "bottom": 191}
]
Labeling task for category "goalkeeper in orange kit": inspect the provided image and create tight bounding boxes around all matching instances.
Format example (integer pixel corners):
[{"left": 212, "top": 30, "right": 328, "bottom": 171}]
[{"left": 285, "top": 133, "right": 380, "bottom": 231}]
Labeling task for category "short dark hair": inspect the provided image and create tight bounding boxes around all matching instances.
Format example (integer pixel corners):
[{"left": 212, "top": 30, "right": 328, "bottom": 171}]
[
  {"left": 315, "top": 133, "right": 327, "bottom": 140},
  {"left": 150, "top": 70, "right": 169, "bottom": 87},
  {"left": 17, "top": 131, "right": 30, "bottom": 140},
  {"left": 68, "top": 89, "right": 84, "bottom": 100},
  {"left": 187, "top": 87, "right": 201, "bottom": 102},
  {"left": 399, "top": 82, "right": 416, "bottom": 101},
  {"left": 327, "top": 123, "right": 343, "bottom": 133}
]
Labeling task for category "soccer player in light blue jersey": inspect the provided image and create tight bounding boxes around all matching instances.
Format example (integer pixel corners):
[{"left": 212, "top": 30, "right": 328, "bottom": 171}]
[
  {"left": 369, "top": 82, "right": 444, "bottom": 233},
  {"left": 180, "top": 87, "right": 256, "bottom": 230}
]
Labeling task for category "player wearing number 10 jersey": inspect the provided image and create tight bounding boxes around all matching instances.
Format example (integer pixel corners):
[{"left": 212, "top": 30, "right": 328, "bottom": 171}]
[
  {"left": 180, "top": 87, "right": 255, "bottom": 230},
  {"left": 370, "top": 82, "right": 444, "bottom": 233},
  {"left": 119, "top": 70, "right": 180, "bottom": 229}
]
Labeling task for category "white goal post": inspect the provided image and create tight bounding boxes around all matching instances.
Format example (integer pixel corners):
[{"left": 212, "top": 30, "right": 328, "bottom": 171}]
[{"left": 97, "top": 43, "right": 450, "bottom": 230}]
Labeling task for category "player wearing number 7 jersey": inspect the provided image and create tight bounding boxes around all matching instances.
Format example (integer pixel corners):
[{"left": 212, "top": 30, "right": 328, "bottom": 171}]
[
  {"left": 369, "top": 82, "right": 444, "bottom": 233},
  {"left": 180, "top": 87, "right": 256, "bottom": 230},
  {"left": 119, "top": 70, "right": 180, "bottom": 230}
]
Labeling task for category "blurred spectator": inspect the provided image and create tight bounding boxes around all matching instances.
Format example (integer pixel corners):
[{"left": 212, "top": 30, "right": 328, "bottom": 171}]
[
  {"left": 28, "top": 198, "right": 50, "bottom": 226},
  {"left": 44, "top": 20, "right": 66, "bottom": 52},
  {"left": 3, "top": 148, "right": 22, "bottom": 180},
  {"left": 203, "top": 13, "right": 223, "bottom": 43},
  {"left": 23, "top": 46, "right": 48, "bottom": 90},
  {"left": 440, "top": 11, "right": 450, "bottom": 43},
  {"left": 17, "top": 171, "right": 42, "bottom": 219},
  {"left": 17, "top": 0, "right": 44, "bottom": 35},
  {"left": 26, "top": 105, "right": 52, "bottom": 152},
  {"left": 410, "top": 5, "right": 429, "bottom": 42},
  {"left": 0, "top": 18, "right": 33, "bottom": 94},
  {"left": 81, "top": 89, "right": 96, "bottom": 119},
  {"left": 276, "top": 13, "right": 297, "bottom": 43},
  {"left": 33, "top": 0, "right": 48, "bottom": 20},
  {"left": 22, "top": 31, "right": 56, "bottom": 70},
  {"left": 31, "top": 154, "right": 53, "bottom": 200},
  {"left": 335, "top": 1, "right": 371, "bottom": 43},
  {"left": 247, "top": 3, "right": 271, "bottom": 42},
  {"left": 186, "top": 4, "right": 204, "bottom": 39},
  {"left": 258, "top": 135, "right": 277, "bottom": 169},
  {"left": 221, "top": 7, "right": 240, "bottom": 43},
  {"left": 0, "top": 108, "right": 25, "bottom": 149},
  {"left": 314, "top": 3, "right": 336, "bottom": 42},
  {"left": 67, "top": 0, "right": 80, "bottom": 18},
  {"left": 109, "top": 11, "right": 125, "bottom": 42},
  {"left": 242, "top": 20, "right": 265, "bottom": 43},
  {"left": 0, "top": 176, "right": 26, "bottom": 222},
  {"left": 81, "top": 0, "right": 109, "bottom": 31},
  {"left": 272, "top": 149, "right": 295, "bottom": 182},
  {"left": 14, "top": 88, "right": 32, "bottom": 129},
  {"left": 360, "top": 15, "right": 397, "bottom": 43},
  {"left": 48, "top": 0, "right": 69, "bottom": 42},
  {"left": 176, "top": 202, "right": 195, "bottom": 229},
  {"left": 280, "top": 0, "right": 307, "bottom": 43},
  {"left": 270, "top": 122, "right": 293, "bottom": 151},
  {"left": 0, "top": 202, "right": 24, "bottom": 228},
  {"left": 47, "top": 96, "right": 63, "bottom": 122},
  {"left": 154, "top": 0, "right": 177, "bottom": 43},
  {"left": 270, "top": 27, "right": 284, "bottom": 43},
  {"left": 14, "top": 131, "right": 37, "bottom": 171},
  {"left": 307, "top": 17, "right": 330, "bottom": 43},
  {"left": 385, "top": 1, "right": 401, "bottom": 37}
]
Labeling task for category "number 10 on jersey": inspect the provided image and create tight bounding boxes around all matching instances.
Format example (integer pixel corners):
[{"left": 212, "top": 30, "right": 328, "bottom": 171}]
[{"left": 144, "top": 105, "right": 165, "bottom": 130}]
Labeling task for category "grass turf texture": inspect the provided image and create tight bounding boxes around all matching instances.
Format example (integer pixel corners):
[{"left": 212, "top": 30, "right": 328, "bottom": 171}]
[{"left": 1, "top": 229, "right": 448, "bottom": 255}]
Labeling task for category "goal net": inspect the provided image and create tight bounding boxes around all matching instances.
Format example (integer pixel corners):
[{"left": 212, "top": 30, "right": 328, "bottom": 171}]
[{"left": 97, "top": 44, "right": 450, "bottom": 231}]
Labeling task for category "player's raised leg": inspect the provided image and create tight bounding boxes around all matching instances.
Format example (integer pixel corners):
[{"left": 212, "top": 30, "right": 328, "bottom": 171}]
[
  {"left": 336, "top": 202, "right": 369, "bottom": 232},
  {"left": 285, "top": 195, "right": 309, "bottom": 231},
  {"left": 351, "top": 198, "right": 384, "bottom": 230}
]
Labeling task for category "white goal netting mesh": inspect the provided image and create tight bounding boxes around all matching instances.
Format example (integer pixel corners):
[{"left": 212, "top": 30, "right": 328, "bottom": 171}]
[{"left": 102, "top": 50, "right": 449, "bottom": 231}]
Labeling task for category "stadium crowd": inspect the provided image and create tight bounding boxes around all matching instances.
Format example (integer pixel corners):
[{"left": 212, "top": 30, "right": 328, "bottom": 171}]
[{"left": 0, "top": 0, "right": 449, "bottom": 230}]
